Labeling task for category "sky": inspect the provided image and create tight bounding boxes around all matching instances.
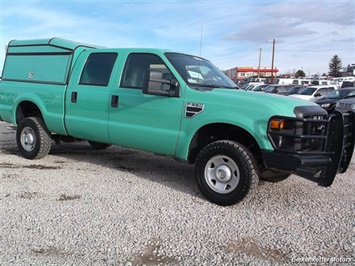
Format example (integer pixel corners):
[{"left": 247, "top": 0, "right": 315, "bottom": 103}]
[{"left": 0, "top": 0, "right": 354, "bottom": 76}]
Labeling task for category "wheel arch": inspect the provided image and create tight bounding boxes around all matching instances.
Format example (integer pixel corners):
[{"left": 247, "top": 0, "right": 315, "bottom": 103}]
[
  {"left": 15, "top": 100, "right": 44, "bottom": 125},
  {"left": 187, "top": 123, "right": 262, "bottom": 165}
]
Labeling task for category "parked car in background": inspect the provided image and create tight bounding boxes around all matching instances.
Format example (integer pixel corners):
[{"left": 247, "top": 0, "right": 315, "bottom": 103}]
[
  {"left": 335, "top": 90, "right": 355, "bottom": 113},
  {"left": 250, "top": 84, "right": 269, "bottom": 92},
  {"left": 342, "top": 76, "right": 355, "bottom": 82},
  {"left": 263, "top": 84, "right": 297, "bottom": 95},
  {"left": 311, "top": 80, "right": 340, "bottom": 88},
  {"left": 285, "top": 85, "right": 303, "bottom": 95},
  {"left": 272, "top": 78, "right": 308, "bottom": 85},
  {"left": 341, "top": 81, "right": 354, "bottom": 88},
  {"left": 289, "top": 85, "right": 337, "bottom": 101},
  {"left": 242, "top": 82, "right": 261, "bottom": 90},
  {"left": 315, "top": 87, "right": 355, "bottom": 113}
]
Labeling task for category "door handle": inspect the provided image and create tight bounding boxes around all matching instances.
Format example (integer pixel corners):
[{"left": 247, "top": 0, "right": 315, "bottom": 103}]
[
  {"left": 111, "top": 95, "right": 119, "bottom": 108},
  {"left": 71, "top": 92, "right": 78, "bottom": 103}
]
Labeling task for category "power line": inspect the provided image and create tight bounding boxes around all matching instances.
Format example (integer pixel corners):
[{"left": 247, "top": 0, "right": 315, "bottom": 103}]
[
  {"left": 263, "top": 48, "right": 353, "bottom": 52},
  {"left": 285, "top": 20, "right": 355, "bottom": 44}
]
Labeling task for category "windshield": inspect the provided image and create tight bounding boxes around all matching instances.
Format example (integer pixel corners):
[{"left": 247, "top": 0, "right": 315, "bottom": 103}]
[
  {"left": 298, "top": 87, "right": 317, "bottom": 95},
  {"left": 327, "top": 90, "right": 351, "bottom": 99},
  {"left": 263, "top": 85, "right": 275, "bottom": 92},
  {"left": 345, "top": 91, "right": 355, "bottom": 98},
  {"left": 165, "top": 53, "right": 237, "bottom": 90}
]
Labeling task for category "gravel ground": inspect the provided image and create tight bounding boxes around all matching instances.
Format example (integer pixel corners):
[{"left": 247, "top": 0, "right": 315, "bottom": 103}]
[{"left": 0, "top": 121, "right": 354, "bottom": 265}]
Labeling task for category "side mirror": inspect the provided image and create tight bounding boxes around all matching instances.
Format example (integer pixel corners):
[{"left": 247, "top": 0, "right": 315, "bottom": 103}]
[
  {"left": 142, "top": 69, "right": 180, "bottom": 97},
  {"left": 314, "top": 93, "right": 321, "bottom": 97}
]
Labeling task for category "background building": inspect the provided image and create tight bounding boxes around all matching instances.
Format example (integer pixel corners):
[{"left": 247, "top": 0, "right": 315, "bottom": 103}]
[{"left": 224, "top": 66, "right": 279, "bottom": 81}]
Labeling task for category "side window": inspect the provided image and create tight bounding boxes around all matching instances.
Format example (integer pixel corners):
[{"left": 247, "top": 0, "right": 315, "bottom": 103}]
[
  {"left": 278, "top": 86, "right": 287, "bottom": 93},
  {"left": 317, "top": 88, "right": 327, "bottom": 96},
  {"left": 327, "top": 87, "right": 335, "bottom": 94},
  {"left": 121, "top": 53, "right": 172, "bottom": 89},
  {"left": 79, "top": 53, "right": 118, "bottom": 86}
]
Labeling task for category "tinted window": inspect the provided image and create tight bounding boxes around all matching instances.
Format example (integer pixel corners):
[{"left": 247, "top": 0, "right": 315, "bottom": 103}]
[
  {"left": 327, "top": 90, "right": 342, "bottom": 99},
  {"left": 80, "top": 53, "right": 118, "bottom": 86},
  {"left": 346, "top": 91, "right": 355, "bottom": 97},
  {"left": 278, "top": 86, "right": 287, "bottom": 93},
  {"left": 317, "top": 88, "right": 328, "bottom": 96},
  {"left": 327, "top": 87, "right": 335, "bottom": 94},
  {"left": 299, "top": 87, "right": 317, "bottom": 95}
]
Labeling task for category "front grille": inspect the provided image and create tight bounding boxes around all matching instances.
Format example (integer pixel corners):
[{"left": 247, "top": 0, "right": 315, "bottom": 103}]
[
  {"left": 338, "top": 102, "right": 353, "bottom": 109},
  {"left": 268, "top": 114, "right": 335, "bottom": 155}
]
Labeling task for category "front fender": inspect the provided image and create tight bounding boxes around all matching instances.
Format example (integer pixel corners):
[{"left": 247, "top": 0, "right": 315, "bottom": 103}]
[{"left": 175, "top": 109, "right": 274, "bottom": 160}]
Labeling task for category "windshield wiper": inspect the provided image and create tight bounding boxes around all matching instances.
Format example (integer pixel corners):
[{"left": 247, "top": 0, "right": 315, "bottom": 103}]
[{"left": 191, "top": 83, "right": 236, "bottom": 90}]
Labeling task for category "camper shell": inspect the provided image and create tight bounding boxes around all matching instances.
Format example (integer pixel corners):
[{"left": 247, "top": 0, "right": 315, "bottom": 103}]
[{"left": 2, "top": 38, "right": 98, "bottom": 84}]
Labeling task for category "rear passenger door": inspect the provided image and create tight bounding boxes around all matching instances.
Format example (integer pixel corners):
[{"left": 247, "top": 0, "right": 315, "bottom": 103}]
[{"left": 65, "top": 52, "right": 118, "bottom": 143}]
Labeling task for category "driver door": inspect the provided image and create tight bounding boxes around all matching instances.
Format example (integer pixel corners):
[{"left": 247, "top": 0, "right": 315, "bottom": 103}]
[{"left": 108, "top": 53, "right": 183, "bottom": 155}]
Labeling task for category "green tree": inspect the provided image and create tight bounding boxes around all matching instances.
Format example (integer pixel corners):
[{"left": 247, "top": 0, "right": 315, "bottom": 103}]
[
  {"left": 295, "top": 70, "right": 305, "bottom": 78},
  {"left": 328, "top": 55, "right": 342, "bottom": 77}
]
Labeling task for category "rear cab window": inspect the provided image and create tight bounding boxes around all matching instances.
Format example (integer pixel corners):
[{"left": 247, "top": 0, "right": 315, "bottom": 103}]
[{"left": 79, "top": 53, "right": 118, "bottom": 86}]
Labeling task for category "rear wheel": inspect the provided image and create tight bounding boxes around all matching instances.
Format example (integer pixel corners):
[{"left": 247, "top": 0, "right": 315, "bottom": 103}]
[
  {"left": 195, "top": 140, "right": 259, "bottom": 206},
  {"left": 16, "top": 117, "right": 51, "bottom": 159}
]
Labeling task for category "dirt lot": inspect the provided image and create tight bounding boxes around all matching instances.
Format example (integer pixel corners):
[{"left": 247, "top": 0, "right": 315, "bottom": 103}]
[{"left": 0, "top": 121, "right": 354, "bottom": 265}]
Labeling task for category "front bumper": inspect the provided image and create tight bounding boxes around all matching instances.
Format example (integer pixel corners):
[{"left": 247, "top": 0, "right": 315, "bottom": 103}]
[{"left": 262, "top": 111, "right": 354, "bottom": 186}]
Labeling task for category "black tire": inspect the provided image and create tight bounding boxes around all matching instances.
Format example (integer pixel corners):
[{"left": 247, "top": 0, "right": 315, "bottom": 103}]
[
  {"left": 16, "top": 117, "right": 51, "bottom": 159},
  {"left": 260, "top": 169, "right": 290, "bottom": 182},
  {"left": 88, "top": 141, "right": 111, "bottom": 150},
  {"left": 195, "top": 140, "right": 259, "bottom": 206}
]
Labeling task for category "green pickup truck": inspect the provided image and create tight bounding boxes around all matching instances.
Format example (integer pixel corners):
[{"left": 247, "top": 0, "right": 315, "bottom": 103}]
[{"left": 0, "top": 38, "right": 354, "bottom": 205}]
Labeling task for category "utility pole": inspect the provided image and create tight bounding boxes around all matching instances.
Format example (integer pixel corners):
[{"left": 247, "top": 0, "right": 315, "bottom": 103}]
[
  {"left": 270, "top": 39, "right": 275, "bottom": 83},
  {"left": 258, "top": 47, "right": 262, "bottom": 79}
]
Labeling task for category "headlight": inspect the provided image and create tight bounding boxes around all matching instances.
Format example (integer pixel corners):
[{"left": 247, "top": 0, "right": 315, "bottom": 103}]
[
  {"left": 269, "top": 118, "right": 294, "bottom": 130},
  {"left": 321, "top": 103, "right": 331, "bottom": 108}
]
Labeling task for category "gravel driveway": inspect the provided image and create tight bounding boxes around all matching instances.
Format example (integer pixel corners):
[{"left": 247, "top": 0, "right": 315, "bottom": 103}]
[{"left": 0, "top": 121, "right": 354, "bottom": 265}]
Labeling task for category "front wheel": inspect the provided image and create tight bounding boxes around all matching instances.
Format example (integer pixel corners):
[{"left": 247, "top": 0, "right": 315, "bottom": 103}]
[
  {"left": 16, "top": 117, "right": 51, "bottom": 159},
  {"left": 195, "top": 140, "right": 259, "bottom": 206}
]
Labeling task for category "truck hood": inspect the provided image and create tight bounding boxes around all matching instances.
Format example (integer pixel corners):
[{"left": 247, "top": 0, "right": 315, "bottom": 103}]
[{"left": 209, "top": 89, "right": 318, "bottom": 117}]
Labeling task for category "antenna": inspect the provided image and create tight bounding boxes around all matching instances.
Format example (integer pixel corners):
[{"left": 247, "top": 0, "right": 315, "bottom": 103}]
[{"left": 199, "top": 25, "right": 203, "bottom": 57}]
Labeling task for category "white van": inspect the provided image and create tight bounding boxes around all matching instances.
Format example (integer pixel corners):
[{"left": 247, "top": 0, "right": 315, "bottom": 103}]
[
  {"left": 273, "top": 78, "right": 297, "bottom": 85},
  {"left": 290, "top": 85, "right": 337, "bottom": 101},
  {"left": 343, "top": 76, "right": 355, "bottom": 82},
  {"left": 273, "top": 78, "right": 310, "bottom": 86}
]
